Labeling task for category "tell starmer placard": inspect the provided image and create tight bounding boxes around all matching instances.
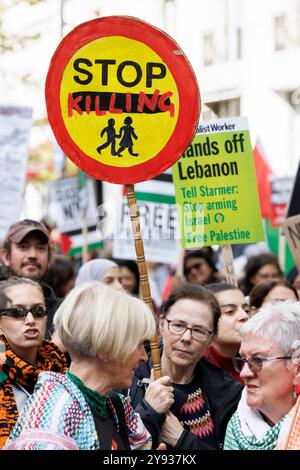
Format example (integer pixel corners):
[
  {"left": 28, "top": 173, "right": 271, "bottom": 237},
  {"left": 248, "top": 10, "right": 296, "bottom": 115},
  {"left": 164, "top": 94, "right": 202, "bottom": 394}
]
[{"left": 172, "top": 117, "right": 265, "bottom": 248}]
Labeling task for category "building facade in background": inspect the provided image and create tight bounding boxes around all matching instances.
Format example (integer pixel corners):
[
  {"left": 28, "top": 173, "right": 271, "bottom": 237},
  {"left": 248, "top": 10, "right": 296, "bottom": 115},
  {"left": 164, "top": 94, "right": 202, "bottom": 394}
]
[{"left": 1, "top": 0, "right": 300, "bottom": 220}]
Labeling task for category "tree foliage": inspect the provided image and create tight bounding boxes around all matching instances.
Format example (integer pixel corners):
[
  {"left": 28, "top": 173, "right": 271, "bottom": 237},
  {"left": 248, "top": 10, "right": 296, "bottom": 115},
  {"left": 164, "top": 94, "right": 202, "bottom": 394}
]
[{"left": 0, "top": 0, "right": 46, "bottom": 53}]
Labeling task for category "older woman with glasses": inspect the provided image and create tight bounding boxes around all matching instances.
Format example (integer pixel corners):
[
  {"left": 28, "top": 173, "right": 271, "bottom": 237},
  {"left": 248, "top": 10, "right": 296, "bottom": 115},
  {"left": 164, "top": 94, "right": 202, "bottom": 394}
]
[
  {"left": 128, "top": 283, "right": 242, "bottom": 450},
  {"left": 0, "top": 277, "right": 67, "bottom": 449},
  {"left": 224, "top": 301, "right": 300, "bottom": 450}
]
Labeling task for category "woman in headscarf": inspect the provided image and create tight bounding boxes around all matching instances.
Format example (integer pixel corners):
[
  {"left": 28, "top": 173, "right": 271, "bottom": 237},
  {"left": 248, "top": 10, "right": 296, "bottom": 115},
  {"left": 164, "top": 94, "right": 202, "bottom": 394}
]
[{"left": 75, "top": 259, "right": 123, "bottom": 291}]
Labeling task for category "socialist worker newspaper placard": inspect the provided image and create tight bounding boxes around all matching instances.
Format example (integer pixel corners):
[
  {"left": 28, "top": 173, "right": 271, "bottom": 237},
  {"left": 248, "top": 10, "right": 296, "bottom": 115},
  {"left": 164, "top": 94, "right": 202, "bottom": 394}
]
[{"left": 172, "top": 117, "right": 265, "bottom": 249}]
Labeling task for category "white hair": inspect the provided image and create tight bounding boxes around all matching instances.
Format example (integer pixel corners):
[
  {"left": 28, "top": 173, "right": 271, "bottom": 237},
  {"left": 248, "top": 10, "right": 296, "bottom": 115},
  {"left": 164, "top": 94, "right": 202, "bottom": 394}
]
[{"left": 240, "top": 300, "right": 300, "bottom": 355}]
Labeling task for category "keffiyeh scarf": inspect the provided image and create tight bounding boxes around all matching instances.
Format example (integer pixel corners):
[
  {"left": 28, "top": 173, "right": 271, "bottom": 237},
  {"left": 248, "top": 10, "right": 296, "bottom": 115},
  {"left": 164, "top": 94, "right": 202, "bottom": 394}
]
[
  {"left": 0, "top": 335, "right": 67, "bottom": 448},
  {"left": 224, "top": 388, "right": 284, "bottom": 450}
]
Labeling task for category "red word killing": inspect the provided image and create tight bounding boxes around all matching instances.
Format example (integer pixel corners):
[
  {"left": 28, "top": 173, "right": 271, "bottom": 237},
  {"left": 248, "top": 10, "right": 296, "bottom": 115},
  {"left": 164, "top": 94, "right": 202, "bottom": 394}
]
[{"left": 67, "top": 90, "right": 175, "bottom": 118}]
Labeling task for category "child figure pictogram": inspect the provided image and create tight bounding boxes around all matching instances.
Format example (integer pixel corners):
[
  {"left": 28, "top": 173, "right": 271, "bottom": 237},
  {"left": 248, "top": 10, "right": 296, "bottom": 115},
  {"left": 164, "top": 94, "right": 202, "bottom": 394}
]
[
  {"left": 96, "top": 118, "right": 119, "bottom": 156},
  {"left": 117, "top": 117, "right": 138, "bottom": 157}
]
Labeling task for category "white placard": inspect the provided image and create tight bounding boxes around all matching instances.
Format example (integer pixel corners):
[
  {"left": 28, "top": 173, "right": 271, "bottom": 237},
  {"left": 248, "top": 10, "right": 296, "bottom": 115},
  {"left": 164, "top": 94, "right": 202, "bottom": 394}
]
[{"left": 0, "top": 105, "right": 32, "bottom": 240}]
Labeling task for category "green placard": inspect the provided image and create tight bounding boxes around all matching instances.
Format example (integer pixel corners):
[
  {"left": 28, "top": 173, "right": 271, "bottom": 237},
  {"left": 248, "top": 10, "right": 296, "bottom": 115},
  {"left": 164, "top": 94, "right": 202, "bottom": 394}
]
[{"left": 172, "top": 117, "right": 265, "bottom": 248}]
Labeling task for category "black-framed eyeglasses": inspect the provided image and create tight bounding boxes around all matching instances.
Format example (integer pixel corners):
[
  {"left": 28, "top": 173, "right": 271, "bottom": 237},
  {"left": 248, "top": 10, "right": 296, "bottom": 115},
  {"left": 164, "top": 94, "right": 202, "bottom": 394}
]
[
  {"left": 232, "top": 356, "right": 292, "bottom": 374},
  {"left": 0, "top": 305, "right": 47, "bottom": 319},
  {"left": 165, "top": 318, "right": 213, "bottom": 341},
  {"left": 184, "top": 262, "right": 207, "bottom": 276}
]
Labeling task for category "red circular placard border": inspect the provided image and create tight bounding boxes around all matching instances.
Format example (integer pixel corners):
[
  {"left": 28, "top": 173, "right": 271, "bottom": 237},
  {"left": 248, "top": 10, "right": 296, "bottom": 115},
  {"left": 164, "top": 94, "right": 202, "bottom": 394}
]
[{"left": 45, "top": 16, "right": 200, "bottom": 184}]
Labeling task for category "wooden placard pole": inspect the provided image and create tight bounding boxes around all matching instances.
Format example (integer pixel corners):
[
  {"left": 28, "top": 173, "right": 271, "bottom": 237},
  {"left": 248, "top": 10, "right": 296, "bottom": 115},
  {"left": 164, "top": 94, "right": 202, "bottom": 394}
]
[
  {"left": 278, "top": 226, "right": 286, "bottom": 273},
  {"left": 126, "top": 184, "right": 163, "bottom": 379},
  {"left": 281, "top": 214, "right": 300, "bottom": 272},
  {"left": 221, "top": 245, "right": 238, "bottom": 287},
  {"left": 81, "top": 207, "right": 88, "bottom": 264}
]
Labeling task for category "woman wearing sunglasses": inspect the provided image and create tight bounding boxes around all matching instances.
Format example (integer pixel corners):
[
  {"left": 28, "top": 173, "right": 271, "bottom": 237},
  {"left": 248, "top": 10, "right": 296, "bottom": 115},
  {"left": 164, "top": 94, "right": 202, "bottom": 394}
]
[
  {"left": 183, "top": 250, "right": 220, "bottom": 286},
  {"left": 224, "top": 301, "right": 300, "bottom": 450},
  {"left": 0, "top": 277, "right": 67, "bottom": 449}
]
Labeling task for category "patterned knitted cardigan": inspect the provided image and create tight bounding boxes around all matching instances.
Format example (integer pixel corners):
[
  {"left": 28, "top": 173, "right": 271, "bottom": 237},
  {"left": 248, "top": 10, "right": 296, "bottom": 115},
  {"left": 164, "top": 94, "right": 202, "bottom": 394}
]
[{"left": 4, "top": 371, "right": 152, "bottom": 450}]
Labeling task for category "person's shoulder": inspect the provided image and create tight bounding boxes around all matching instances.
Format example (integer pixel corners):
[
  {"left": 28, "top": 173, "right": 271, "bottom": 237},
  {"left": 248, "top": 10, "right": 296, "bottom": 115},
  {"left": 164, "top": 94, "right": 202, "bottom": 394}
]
[
  {"left": 36, "top": 372, "right": 92, "bottom": 414},
  {"left": 41, "top": 282, "right": 58, "bottom": 300},
  {"left": 133, "top": 348, "right": 152, "bottom": 379},
  {"left": 36, "top": 370, "right": 66, "bottom": 389},
  {"left": 197, "top": 358, "right": 243, "bottom": 393},
  {"left": 36, "top": 371, "right": 73, "bottom": 398},
  {"left": 126, "top": 359, "right": 151, "bottom": 395}
]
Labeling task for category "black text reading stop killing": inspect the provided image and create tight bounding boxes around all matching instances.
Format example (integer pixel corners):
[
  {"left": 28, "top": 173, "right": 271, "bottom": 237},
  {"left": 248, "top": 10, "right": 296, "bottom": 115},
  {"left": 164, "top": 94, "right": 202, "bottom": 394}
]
[{"left": 67, "top": 59, "right": 175, "bottom": 117}]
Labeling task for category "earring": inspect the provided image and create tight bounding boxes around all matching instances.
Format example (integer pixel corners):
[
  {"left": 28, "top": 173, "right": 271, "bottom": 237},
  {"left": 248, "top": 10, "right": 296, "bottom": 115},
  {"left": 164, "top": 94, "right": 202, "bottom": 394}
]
[{"left": 292, "top": 386, "right": 297, "bottom": 399}]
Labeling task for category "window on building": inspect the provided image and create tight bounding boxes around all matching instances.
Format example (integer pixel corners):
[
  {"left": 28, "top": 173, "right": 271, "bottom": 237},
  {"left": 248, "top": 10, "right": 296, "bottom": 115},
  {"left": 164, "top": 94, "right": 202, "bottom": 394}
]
[
  {"left": 274, "top": 14, "right": 288, "bottom": 51},
  {"left": 203, "top": 33, "right": 215, "bottom": 66},
  {"left": 206, "top": 98, "right": 240, "bottom": 118}
]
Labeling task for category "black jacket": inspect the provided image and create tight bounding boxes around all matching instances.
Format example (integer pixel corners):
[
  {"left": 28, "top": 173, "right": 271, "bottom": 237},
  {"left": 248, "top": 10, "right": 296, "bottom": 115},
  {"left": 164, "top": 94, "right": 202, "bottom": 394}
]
[
  {"left": 42, "top": 283, "right": 62, "bottom": 340},
  {"left": 129, "top": 356, "right": 242, "bottom": 450}
]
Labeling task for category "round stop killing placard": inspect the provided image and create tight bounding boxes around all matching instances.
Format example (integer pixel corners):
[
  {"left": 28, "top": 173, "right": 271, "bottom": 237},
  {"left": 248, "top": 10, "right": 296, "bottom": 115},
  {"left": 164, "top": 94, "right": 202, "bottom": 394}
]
[{"left": 46, "top": 16, "right": 200, "bottom": 184}]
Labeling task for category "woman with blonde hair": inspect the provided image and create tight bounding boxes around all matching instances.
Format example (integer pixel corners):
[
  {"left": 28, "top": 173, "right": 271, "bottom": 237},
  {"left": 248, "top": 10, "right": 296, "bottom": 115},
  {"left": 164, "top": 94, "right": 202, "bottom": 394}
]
[{"left": 5, "top": 282, "right": 156, "bottom": 450}]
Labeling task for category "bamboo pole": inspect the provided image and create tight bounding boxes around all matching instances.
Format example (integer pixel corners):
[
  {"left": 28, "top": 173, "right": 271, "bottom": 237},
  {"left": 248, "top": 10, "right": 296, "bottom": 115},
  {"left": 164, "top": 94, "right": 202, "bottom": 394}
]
[
  {"left": 221, "top": 245, "right": 238, "bottom": 287},
  {"left": 278, "top": 227, "right": 286, "bottom": 273},
  {"left": 126, "top": 183, "right": 163, "bottom": 379},
  {"left": 82, "top": 207, "right": 89, "bottom": 264}
]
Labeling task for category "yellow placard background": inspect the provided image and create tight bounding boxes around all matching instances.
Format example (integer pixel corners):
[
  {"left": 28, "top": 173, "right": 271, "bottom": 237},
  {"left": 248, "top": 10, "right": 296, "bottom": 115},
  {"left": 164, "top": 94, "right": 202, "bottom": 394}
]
[{"left": 60, "top": 36, "right": 179, "bottom": 167}]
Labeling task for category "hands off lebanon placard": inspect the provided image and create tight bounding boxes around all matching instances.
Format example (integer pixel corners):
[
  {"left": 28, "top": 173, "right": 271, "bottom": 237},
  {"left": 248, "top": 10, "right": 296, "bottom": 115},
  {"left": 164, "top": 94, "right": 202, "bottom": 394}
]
[
  {"left": 45, "top": 16, "right": 200, "bottom": 184},
  {"left": 172, "top": 117, "right": 265, "bottom": 248}
]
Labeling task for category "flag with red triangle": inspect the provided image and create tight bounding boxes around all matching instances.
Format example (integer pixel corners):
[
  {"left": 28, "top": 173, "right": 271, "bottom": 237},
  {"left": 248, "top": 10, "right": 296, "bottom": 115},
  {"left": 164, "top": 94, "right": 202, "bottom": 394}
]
[{"left": 253, "top": 140, "right": 273, "bottom": 219}]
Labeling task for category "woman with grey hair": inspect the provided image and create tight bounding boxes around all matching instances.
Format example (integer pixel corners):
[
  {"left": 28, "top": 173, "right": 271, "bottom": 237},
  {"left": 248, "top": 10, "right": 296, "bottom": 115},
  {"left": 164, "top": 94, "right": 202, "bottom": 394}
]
[
  {"left": 224, "top": 301, "right": 300, "bottom": 450},
  {"left": 5, "top": 281, "right": 156, "bottom": 450}
]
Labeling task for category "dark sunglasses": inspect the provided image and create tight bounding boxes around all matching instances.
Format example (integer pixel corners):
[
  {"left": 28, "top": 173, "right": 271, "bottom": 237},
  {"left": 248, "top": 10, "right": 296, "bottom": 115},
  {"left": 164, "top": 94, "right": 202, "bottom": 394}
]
[
  {"left": 0, "top": 305, "right": 47, "bottom": 319},
  {"left": 184, "top": 261, "right": 206, "bottom": 276},
  {"left": 232, "top": 355, "right": 291, "bottom": 374}
]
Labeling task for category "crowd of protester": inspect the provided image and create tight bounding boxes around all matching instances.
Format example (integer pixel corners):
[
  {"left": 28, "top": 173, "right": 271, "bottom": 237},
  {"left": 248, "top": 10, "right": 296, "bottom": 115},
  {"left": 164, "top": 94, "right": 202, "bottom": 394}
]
[{"left": 0, "top": 218, "right": 300, "bottom": 450}]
